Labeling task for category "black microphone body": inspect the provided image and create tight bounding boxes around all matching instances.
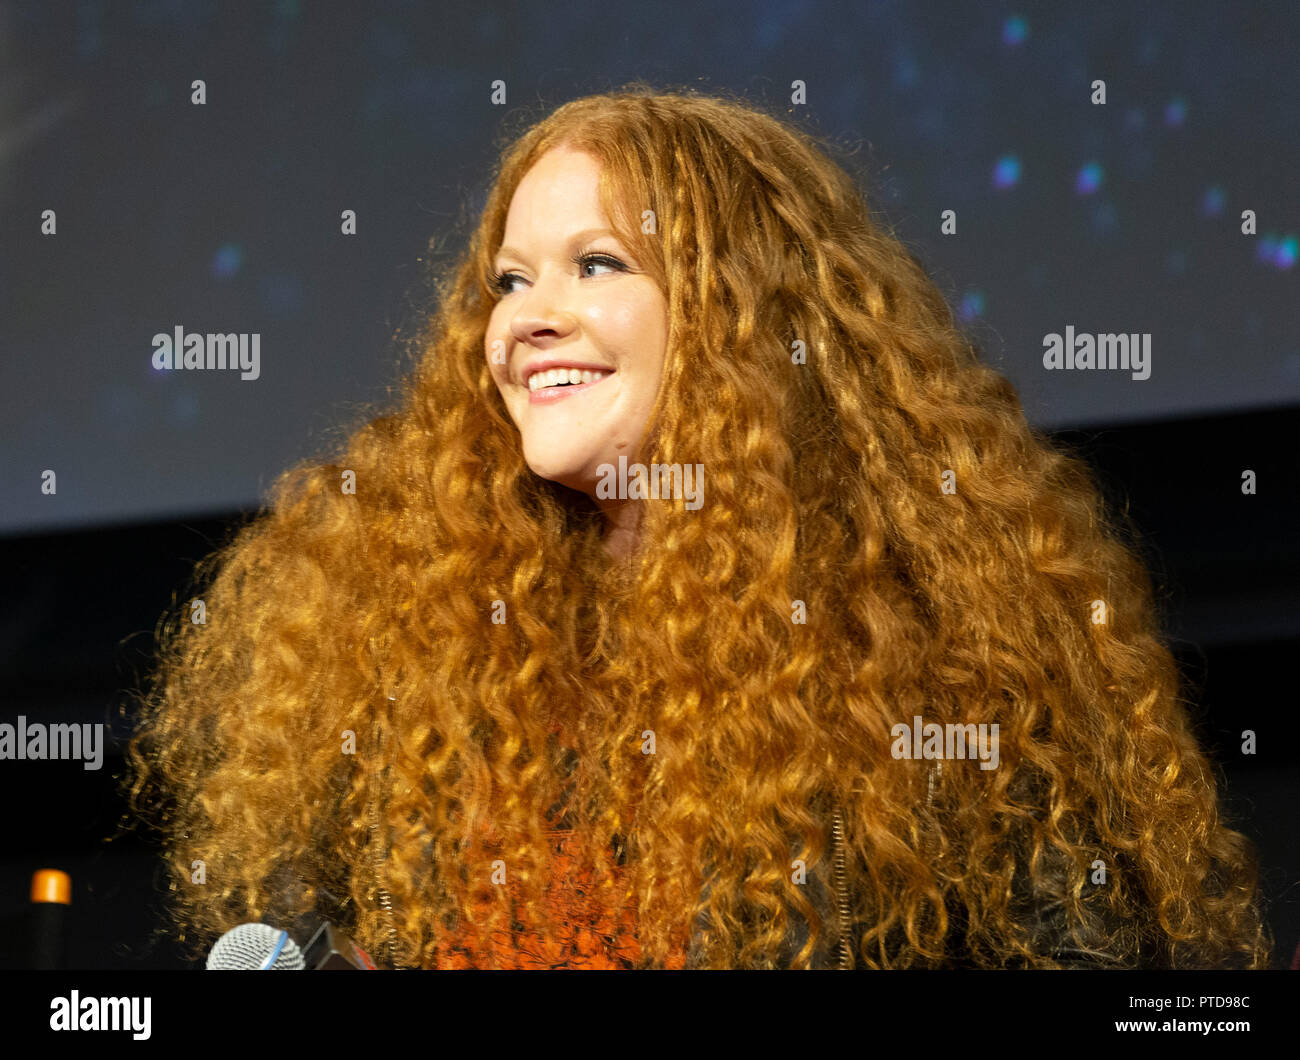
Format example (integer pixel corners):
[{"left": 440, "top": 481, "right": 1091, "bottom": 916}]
[
  {"left": 30, "top": 900, "right": 68, "bottom": 969},
  {"left": 29, "top": 868, "right": 72, "bottom": 970}
]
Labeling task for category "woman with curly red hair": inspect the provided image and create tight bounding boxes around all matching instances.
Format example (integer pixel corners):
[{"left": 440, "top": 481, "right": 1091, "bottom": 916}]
[{"left": 127, "top": 86, "right": 1270, "bottom": 969}]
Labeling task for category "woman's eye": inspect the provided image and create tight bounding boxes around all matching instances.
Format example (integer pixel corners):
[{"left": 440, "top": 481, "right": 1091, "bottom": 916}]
[
  {"left": 489, "top": 254, "right": 626, "bottom": 297},
  {"left": 577, "top": 254, "right": 625, "bottom": 278}
]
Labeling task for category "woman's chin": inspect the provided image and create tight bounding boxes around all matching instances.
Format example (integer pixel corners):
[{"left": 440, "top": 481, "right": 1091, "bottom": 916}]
[{"left": 523, "top": 453, "right": 598, "bottom": 494}]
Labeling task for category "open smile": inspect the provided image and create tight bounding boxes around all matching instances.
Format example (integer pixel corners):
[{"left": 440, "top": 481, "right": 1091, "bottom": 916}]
[{"left": 527, "top": 370, "right": 613, "bottom": 405}]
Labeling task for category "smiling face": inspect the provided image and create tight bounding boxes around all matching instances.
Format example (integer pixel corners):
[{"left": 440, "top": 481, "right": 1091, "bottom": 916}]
[{"left": 486, "top": 147, "right": 668, "bottom": 501}]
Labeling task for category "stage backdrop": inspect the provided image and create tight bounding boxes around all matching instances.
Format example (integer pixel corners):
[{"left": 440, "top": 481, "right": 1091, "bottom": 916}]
[{"left": 1, "top": 0, "right": 1296, "bottom": 535}]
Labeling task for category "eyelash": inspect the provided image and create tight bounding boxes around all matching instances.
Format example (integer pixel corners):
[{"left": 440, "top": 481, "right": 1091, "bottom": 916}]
[{"left": 487, "top": 250, "right": 627, "bottom": 296}]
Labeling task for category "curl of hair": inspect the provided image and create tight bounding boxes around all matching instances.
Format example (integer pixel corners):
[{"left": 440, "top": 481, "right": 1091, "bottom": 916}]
[{"left": 126, "top": 86, "right": 1270, "bottom": 969}]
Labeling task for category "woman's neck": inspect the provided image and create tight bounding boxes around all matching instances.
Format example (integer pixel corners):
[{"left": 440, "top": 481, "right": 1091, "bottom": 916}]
[{"left": 598, "top": 498, "right": 641, "bottom": 560}]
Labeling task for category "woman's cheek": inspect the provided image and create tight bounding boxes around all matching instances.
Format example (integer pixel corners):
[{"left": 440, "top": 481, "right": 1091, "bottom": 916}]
[{"left": 485, "top": 332, "right": 510, "bottom": 384}]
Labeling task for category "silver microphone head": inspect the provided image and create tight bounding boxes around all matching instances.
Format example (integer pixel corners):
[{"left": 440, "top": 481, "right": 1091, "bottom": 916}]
[{"left": 206, "top": 922, "right": 306, "bottom": 970}]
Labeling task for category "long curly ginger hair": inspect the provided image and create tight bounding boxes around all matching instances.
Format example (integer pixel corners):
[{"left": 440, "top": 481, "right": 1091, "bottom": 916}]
[{"left": 127, "top": 86, "right": 1269, "bottom": 969}]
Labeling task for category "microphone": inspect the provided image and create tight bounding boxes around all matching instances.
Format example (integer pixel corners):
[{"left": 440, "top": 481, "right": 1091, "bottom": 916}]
[
  {"left": 29, "top": 869, "right": 71, "bottom": 969},
  {"left": 206, "top": 919, "right": 377, "bottom": 969},
  {"left": 206, "top": 923, "right": 306, "bottom": 970}
]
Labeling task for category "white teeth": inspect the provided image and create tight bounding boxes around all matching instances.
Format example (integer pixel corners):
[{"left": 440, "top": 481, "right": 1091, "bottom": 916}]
[{"left": 528, "top": 368, "right": 610, "bottom": 391}]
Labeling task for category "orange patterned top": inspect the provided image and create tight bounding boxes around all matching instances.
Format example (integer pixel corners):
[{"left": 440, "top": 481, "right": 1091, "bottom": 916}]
[{"left": 429, "top": 722, "right": 688, "bottom": 969}]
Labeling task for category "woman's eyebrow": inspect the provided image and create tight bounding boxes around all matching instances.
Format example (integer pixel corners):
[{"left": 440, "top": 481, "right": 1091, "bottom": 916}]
[{"left": 495, "top": 227, "right": 620, "bottom": 263}]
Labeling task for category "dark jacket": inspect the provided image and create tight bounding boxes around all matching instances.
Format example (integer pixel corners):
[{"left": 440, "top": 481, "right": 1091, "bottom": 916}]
[
  {"left": 683, "top": 807, "right": 1131, "bottom": 970},
  {"left": 267, "top": 804, "right": 1131, "bottom": 969}
]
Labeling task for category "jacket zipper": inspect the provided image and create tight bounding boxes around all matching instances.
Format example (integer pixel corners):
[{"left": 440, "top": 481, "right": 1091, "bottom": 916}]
[
  {"left": 832, "top": 807, "right": 851, "bottom": 969},
  {"left": 369, "top": 766, "right": 399, "bottom": 968}
]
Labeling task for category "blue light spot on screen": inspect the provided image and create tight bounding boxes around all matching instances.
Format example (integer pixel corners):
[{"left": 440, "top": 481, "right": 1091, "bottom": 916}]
[
  {"left": 1075, "top": 161, "right": 1103, "bottom": 195},
  {"left": 1201, "top": 186, "right": 1225, "bottom": 217},
  {"left": 1002, "top": 16, "right": 1028, "bottom": 46},
  {"left": 993, "top": 155, "right": 1021, "bottom": 189},
  {"left": 259, "top": 274, "right": 305, "bottom": 319},
  {"left": 893, "top": 48, "right": 918, "bottom": 90},
  {"left": 958, "top": 290, "right": 986, "bottom": 323},
  {"left": 1258, "top": 234, "right": 1297, "bottom": 269},
  {"left": 1277, "top": 235, "right": 1298, "bottom": 269},
  {"left": 211, "top": 244, "right": 243, "bottom": 279},
  {"left": 1164, "top": 97, "right": 1187, "bottom": 127}
]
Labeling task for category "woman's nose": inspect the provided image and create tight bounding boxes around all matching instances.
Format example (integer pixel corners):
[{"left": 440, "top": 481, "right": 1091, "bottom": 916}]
[{"left": 509, "top": 272, "right": 578, "bottom": 343}]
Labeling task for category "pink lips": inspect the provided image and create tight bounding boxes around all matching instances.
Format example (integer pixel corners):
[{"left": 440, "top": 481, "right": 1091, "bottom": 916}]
[{"left": 527, "top": 372, "right": 613, "bottom": 405}]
